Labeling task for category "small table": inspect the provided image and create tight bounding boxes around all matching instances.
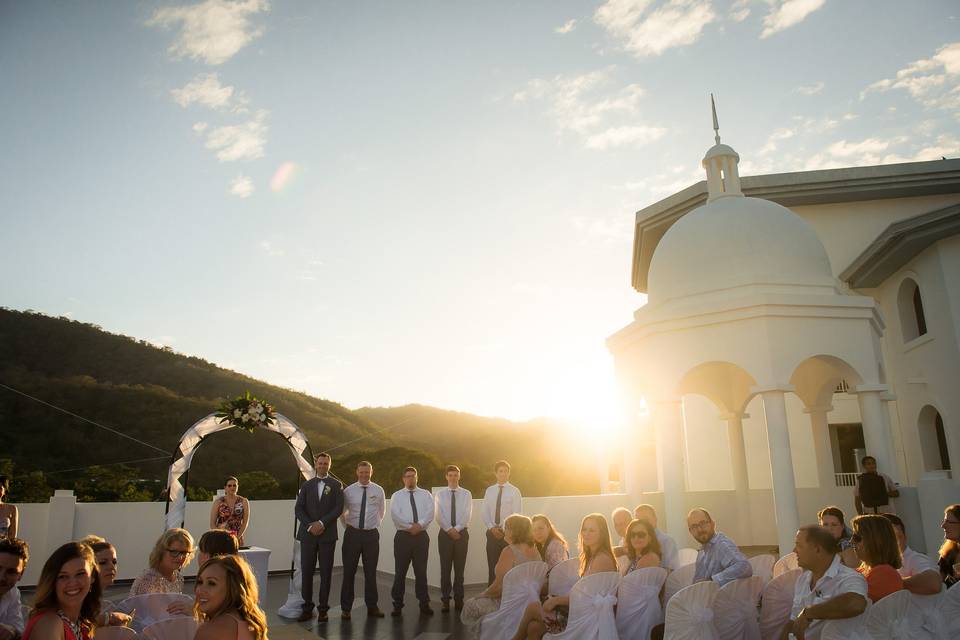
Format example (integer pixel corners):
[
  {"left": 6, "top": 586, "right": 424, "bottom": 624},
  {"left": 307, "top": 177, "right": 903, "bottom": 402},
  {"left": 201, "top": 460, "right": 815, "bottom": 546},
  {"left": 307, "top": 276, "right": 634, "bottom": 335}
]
[{"left": 239, "top": 546, "right": 271, "bottom": 605}]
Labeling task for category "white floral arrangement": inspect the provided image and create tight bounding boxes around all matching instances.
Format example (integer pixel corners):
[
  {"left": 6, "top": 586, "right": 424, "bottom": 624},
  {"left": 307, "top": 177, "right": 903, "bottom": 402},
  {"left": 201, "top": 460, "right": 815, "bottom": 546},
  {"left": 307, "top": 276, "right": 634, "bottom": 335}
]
[{"left": 215, "top": 391, "right": 276, "bottom": 433}]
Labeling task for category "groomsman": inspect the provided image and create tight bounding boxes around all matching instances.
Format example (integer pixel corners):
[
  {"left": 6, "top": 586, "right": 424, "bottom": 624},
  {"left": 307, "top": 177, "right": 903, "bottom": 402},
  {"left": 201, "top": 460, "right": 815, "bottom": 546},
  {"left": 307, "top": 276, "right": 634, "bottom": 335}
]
[
  {"left": 482, "top": 460, "right": 522, "bottom": 585},
  {"left": 390, "top": 466, "right": 435, "bottom": 617},
  {"left": 294, "top": 452, "right": 344, "bottom": 622},
  {"left": 435, "top": 464, "right": 473, "bottom": 612},
  {"left": 339, "top": 461, "right": 386, "bottom": 619}
]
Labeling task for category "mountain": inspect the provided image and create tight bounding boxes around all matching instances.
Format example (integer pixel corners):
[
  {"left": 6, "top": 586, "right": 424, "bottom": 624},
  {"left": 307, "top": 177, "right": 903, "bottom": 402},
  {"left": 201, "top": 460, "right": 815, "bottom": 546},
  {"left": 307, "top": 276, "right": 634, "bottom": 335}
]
[{"left": 0, "top": 308, "right": 597, "bottom": 501}]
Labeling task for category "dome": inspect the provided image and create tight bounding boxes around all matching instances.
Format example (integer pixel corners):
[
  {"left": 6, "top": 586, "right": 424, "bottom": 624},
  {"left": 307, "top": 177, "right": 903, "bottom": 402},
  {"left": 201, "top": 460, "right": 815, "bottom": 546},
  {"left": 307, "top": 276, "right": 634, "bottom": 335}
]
[{"left": 647, "top": 195, "right": 836, "bottom": 304}]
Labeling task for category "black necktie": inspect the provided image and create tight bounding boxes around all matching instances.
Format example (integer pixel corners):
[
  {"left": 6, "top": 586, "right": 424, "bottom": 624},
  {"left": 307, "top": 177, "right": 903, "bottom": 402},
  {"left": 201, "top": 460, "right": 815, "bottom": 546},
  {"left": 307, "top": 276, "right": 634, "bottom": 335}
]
[
  {"left": 495, "top": 485, "right": 503, "bottom": 525},
  {"left": 450, "top": 490, "right": 457, "bottom": 528},
  {"left": 409, "top": 490, "right": 419, "bottom": 524},
  {"left": 358, "top": 485, "right": 368, "bottom": 529}
]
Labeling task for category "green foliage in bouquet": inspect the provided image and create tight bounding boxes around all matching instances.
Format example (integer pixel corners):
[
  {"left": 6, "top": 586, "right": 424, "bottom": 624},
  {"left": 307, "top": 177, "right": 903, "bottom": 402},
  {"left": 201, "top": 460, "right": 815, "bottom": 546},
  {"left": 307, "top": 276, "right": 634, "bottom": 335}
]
[{"left": 215, "top": 391, "right": 276, "bottom": 433}]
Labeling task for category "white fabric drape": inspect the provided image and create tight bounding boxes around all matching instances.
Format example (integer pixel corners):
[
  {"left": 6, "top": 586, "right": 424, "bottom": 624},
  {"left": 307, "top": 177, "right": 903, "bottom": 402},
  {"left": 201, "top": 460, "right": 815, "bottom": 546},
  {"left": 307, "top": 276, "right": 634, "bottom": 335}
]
[
  {"left": 548, "top": 558, "right": 580, "bottom": 597},
  {"left": 545, "top": 571, "right": 620, "bottom": 640},
  {"left": 478, "top": 561, "right": 548, "bottom": 640},
  {"left": 820, "top": 610, "right": 870, "bottom": 640},
  {"left": 748, "top": 554, "right": 776, "bottom": 587},
  {"left": 665, "top": 581, "right": 721, "bottom": 640},
  {"left": 713, "top": 575, "right": 762, "bottom": 640},
  {"left": 758, "top": 568, "right": 801, "bottom": 640},
  {"left": 865, "top": 590, "right": 931, "bottom": 640},
  {"left": 616, "top": 567, "right": 667, "bottom": 640},
  {"left": 772, "top": 552, "right": 798, "bottom": 578},
  {"left": 115, "top": 593, "right": 194, "bottom": 633},
  {"left": 665, "top": 562, "right": 697, "bottom": 604}
]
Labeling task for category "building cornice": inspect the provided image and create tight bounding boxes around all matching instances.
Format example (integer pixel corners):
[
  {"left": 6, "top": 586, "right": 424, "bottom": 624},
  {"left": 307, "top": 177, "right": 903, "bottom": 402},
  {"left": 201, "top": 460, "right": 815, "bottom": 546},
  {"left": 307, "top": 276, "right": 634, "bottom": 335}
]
[
  {"left": 840, "top": 202, "right": 960, "bottom": 288},
  {"left": 631, "top": 158, "right": 960, "bottom": 292}
]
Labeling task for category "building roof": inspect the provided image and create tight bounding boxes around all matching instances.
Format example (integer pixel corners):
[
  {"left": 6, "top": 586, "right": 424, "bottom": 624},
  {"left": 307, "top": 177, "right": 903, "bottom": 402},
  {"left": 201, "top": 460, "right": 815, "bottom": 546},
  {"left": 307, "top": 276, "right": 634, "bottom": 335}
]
[{"left": 630, "top": 158, "right": 960, "bottom": 293}]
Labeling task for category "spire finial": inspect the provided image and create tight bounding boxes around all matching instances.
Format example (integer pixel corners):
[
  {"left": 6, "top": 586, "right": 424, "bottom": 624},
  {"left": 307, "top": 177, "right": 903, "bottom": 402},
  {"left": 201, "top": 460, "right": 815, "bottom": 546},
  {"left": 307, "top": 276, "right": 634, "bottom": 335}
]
[{"left": 711, "top": 93, "right": 721, "bottom": 145}]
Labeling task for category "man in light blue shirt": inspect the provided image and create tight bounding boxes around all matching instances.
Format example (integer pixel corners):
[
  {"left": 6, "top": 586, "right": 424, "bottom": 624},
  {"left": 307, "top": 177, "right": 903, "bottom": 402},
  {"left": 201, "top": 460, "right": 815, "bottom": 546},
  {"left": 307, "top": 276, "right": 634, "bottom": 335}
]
[{"left": 688, "top": 508, "right": 752, "bottom": 586}]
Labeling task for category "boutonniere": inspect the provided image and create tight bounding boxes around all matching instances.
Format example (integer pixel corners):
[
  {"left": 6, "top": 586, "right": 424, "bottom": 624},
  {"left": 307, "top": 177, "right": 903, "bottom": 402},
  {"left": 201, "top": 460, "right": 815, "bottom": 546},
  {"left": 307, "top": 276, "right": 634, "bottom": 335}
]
[{"left": 323, "top": 485, "right": 331, "bottom": 496}]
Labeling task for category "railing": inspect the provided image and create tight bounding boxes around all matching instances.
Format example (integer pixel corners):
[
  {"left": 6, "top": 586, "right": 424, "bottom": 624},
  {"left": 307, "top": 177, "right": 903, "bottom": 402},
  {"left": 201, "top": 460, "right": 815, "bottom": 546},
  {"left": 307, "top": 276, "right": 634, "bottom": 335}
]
[{"left": 835, "top": 472, "right": 858, "bottom": 487}]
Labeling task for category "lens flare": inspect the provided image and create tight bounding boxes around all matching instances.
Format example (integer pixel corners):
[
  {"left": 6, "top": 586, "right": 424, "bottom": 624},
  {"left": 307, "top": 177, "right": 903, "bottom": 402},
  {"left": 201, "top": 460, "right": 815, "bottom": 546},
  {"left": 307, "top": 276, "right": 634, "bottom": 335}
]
[{"left": 270, "top": 161, "right": 299, "bottom": 192}]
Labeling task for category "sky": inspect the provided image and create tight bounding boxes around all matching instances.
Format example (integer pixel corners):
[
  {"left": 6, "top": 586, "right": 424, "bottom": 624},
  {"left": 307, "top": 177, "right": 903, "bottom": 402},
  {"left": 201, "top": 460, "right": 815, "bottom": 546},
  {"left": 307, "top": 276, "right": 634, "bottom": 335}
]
[{"left": 1, "top": 0, "right": 959, "bottom": 427}]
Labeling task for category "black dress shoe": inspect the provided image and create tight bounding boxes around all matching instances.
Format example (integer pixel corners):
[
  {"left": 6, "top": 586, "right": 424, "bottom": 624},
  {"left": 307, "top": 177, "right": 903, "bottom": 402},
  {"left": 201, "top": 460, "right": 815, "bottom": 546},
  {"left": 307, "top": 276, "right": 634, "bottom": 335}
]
[
  {"left": 296, "top": 610, "right": 313, "bottom": 622},
  {"left": 419, "top": 604, "right": 434, "bottom": 616},
  {"left": 341, "top": 611, "right": 351, "bottom": 620},
  {"left": 391, "top": 607, "right": 403, "bottom": 617},
  {"left": 367, "top": 607, "right": 386, "bottom": 618},
  {"left": 317, "top": 612, "right": 329, "bottom": 623},
  {"left": 441, "top": 601, "right": 450, "bottom": 613}
]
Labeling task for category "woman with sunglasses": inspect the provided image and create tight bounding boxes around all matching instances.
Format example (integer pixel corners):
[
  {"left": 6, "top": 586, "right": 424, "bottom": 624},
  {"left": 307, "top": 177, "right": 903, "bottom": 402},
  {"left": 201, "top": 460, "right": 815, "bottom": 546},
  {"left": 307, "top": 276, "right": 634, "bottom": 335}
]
[
  {"left": 850, "top": 514, "right": 904, "bottom": 602},
  {"left": 622, "top": 519, "right": 662, "bottom": 575},
  {"left": 938, "top": 503, "right": 960, "bottom": 589},
  {"left": 210, "top": 477, "right": 249, "bottom": 547},
  {"left": 129, "top": 529, "right": 194, "bottom": 615}
]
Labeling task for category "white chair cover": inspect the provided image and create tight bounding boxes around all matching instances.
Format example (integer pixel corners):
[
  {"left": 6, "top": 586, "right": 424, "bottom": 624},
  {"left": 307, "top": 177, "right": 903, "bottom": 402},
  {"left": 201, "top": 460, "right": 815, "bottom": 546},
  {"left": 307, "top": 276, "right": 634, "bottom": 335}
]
[
  {"left": 909, "top": 590, "right": 944, "bottom": 640},
  {"left": 617, "top": 554, "right": 631, "bottom": 574},
  {"left": 664, "top": 580, "right": 720, "bottom": 640},
  {"left": 771, "top": 552, "right": 798, "bottom": 578},
  {"left": 664, "top": 562, "right": 697, "bottom": 605},
  {"left": 678, "top": 547, "right": 699, "bottom": 567},
  {"left": 864, "top": 589, "right": 930, "bottom": 640},
  {"left": 616, "top": 567, "right": 667, "bottom": 640},
  {"left": 748, "top": 554, "right": 776, "bottom": 586},
  {"left": 820, "top": 610, "right": 870, "bottom": 640},
  {"left": 544, "top": 571, "right": 620, "bottom": 640},
  {"left": 115, "top": 594, "right": 194, "bottom": 633},
  {"left": 758, "top": 568, "right": 801, "bottom": 640},
  {"left": 141, "top": 617, "right": 198, "bottom": 640},
  {"left": 478, "top": 561, "right": 548, "bottom": 640},
  {"left": 713, "top": 576, "right": 762, "bottom": 640},
  {"left": 933, "top": 582, "right": 960, "bottom": 640},
  {"left": 548, "top": 558, "right": 580, "bottom": 596},
  {"left": 94, "top": 628, "right": 138, "bottom": 640}
]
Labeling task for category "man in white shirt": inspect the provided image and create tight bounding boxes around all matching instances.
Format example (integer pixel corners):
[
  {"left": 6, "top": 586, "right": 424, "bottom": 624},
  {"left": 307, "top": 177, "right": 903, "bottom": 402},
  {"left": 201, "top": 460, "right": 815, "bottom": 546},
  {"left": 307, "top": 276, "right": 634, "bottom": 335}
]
[
  {"left": 390, "top": 466, "right": 435, "bottom": 617},
  {"left": 612, "top": 507, "right": 632, "bottom": 556},
  {"left": 881, "top": 513, "right": 942, "bottom": 595},
  {"left": 339, "top": 461, "right": 387, "bottom": 619},
  {"left": 635, "top": 503, "right": 681, "bottom": 571},
  {"left": 483, "top": 460, "right": 522, "bottom": 585},
  {"left": 781, "top": 525, "right": 867, "bottom": 640},
  {"left": 435, "top": 464, "right": 473, "bottom": 612},
  {"left": 0, "top": 538, "right": 28, "bottom": 640}
]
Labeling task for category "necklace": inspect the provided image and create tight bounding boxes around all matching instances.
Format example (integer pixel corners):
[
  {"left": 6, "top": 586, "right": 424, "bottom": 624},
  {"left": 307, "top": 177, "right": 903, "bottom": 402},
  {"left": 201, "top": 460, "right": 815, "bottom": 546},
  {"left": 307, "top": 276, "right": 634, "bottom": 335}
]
[{"left": 58, "top": 610, "right": 83, "bottom": 640}]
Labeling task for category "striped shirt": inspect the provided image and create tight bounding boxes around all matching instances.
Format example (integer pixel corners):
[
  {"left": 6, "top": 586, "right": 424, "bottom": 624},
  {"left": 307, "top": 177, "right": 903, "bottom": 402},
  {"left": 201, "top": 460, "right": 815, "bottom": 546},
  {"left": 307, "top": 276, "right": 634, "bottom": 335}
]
[{"left": 693, "top": 532, "right": 752, "bottom": 585}]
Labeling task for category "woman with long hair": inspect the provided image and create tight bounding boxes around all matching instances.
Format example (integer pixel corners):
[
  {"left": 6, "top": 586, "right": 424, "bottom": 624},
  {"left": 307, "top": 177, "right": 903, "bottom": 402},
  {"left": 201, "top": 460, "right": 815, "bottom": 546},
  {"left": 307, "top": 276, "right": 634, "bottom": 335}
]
[
  {"left": 851, "top": 514, "right": 904, "bottom": 602},
  {"left": 0, "top": 476, "right": 18, "bottom": 539},
  {"left": 210, "top": 477, "right": 249, "bottom": 547},
  {"left": 938, "top": 503, "right": 960, "bottom": 589},
  {"left": 531, "top": 515, "right": 568, "bottom": 568},
  {"left": 194, "top": 555, "right": 267, "bottom": 640},
  {"left": 22, "top": 542, "right": 101, "bottom": 640},
  {"left": 623, "top": 518, "right": 662, "bottom": 574},
  {"left": 817, "top": 506, "right": 859, "bottom": 568},
  {"left": 511, "top": 513, "right": 617, "bottom": 640},
  {"left": 77, "top": 536, "right": 131, "bottom": 627}
]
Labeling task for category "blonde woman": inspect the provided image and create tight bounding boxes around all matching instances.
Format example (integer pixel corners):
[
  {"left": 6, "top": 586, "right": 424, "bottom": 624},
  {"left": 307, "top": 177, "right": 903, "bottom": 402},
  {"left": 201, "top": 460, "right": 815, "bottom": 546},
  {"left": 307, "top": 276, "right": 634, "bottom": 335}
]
[
  {"left": 22, "top": 543, "right": 100, "bottom": 640},
  {"left": 210, "top": 478, "right": 249, "bottom": 546},
  {"left": 77, "top": 536, "right": 131, "bottom": 627},
  {"left": 194, "top": 555, "right": 268, "bottom": 640},
  {"left": 129, "top": 528, "right": 194, "bottom": 615}
]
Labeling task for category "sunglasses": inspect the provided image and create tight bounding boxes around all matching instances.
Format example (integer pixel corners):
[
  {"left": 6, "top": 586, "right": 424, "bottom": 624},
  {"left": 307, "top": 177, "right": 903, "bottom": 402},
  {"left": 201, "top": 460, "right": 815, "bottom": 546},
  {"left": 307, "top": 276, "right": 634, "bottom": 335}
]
[
  {"left": 166, "top": 548, "right": 190, "bottom": 558},
  {"left": 629, "top": 531, "right": 649, "bottom": 539}
]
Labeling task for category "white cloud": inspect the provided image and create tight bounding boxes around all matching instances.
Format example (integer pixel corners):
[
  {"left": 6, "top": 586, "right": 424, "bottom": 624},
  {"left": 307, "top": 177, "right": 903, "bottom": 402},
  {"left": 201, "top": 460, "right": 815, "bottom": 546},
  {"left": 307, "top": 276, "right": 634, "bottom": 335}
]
[
  {"left": 794, "top": 81, "right": 824, "bottom": 95},
  {"left": 585, "top": 125, "right": 667, "bottom": 149},
  {"left": 230, "top": 175, "right": 254, "bottom": 198},
  {"left": 729, "top": 0, "right": 751, "bottom": 22},
  {"left": 594, "top": 0, "right": 716, "bottom": 58},
  {"left": 760, "top": 0, "right": 826, "bottom": 39},
  {"left": 862, "top": 42, "right": 960, "bottom": 113},
  {"left": 171, "top": 73, "right": 237, "bottom": 109},
  {"left": 192, "top": 121, "right": 209, "bottom": 134},
  {"left": 803, "top": 135, "right": 911, "bottom": 170},
  {"left": 555, "top": 19, "right": 577, "bottom": 34},
  {"left": 147, "top": 0, "right": 270, "bottom": 65},
  {"left": 204, "top": 110, "right": 269, "bottom": 161}
]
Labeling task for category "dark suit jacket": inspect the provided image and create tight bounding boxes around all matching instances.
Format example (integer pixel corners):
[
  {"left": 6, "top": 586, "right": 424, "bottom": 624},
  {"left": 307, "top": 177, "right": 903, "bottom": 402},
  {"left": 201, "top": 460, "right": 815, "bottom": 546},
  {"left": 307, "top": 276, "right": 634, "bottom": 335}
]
[{"left": 295, "top": 476, "right": 344, "bottom": 542}]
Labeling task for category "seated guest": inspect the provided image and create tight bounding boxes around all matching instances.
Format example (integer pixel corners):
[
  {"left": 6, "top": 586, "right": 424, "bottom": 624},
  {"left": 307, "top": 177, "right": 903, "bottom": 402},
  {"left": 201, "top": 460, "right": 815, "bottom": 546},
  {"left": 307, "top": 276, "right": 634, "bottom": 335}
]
[
  {"left": 634, "top": 504, "right": 680, "bottom": 570},
  {"left": 460, "top": 514, "right": 541, "bottom": 637},
  {"left": 881, "top": 513, "right": 941, "bottom": 595},
  {"left": 511, "top": 513, "right": 617, "bottom": 640},
  {"left": 531, "top": 515, "right": 568, "bottom": 569},
  {"left": 0, "top": 538, "right": 28, "bottom": 640},
  {"left": 197, "top": 530, "right": 240, "bottom": 566},
  {"left": 851, "top": 514, "right": 903, "bottom": 602},
  {"left": 939, "top": 503, "right": 959, "bottom": 589},
  {"left": 817, "top": 506, "right": 859, "bottom": 568},
  {"left": 130, "top": 528, "right": 194, "bottom": 596},
  {"left": 77, "top": 537, "right": 131, "bottom": 627},
  {"left": 780, "top": 525, "right": 867, "bottom": 640},
  {"left": 22, "top": 542, "right": 101, "bottom": 640},
  {"left": 623, "top": 518, "right": 661, "bottom": 574},
  {"left": 688, "top": 508, "right": 752, "bottom": 585},
  {"left": 194, "top": 555, "right": 267, "bottom": 640},
  {"left": 611, "top": 507, "right": 632, "bottom": 557}
]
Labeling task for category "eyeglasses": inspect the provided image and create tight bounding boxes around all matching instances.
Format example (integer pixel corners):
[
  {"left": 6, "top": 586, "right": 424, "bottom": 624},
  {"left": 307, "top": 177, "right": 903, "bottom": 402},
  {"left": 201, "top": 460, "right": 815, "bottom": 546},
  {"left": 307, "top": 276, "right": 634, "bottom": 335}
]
[
  {"left": 688, "top": 520, "right": 711, "bottom": 531},
  {"left": 943, "top": 519, "right": 960, "bottom": 526},
  {"left": 629, "top": 531, "right": 648, "bottom": 539},
  {"left": 166, "top": 548, "right": 191, "bottom": 558}
]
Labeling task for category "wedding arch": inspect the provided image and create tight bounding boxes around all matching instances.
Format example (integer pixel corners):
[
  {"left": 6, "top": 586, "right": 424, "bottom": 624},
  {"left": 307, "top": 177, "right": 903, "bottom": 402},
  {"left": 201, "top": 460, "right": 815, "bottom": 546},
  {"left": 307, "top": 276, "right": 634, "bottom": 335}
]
[{"left": 163, "top": 412, "right": 315, "bottom": 529}]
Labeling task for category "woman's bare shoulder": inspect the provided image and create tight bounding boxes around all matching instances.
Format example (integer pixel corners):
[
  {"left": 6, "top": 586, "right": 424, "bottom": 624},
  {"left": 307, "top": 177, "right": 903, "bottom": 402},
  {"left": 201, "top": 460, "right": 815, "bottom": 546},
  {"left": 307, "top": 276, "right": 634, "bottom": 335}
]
[
  {"left": 196, "top": 615, "right": 238, "bottom": 640},
  {"left": 28, "top": 613, "right": 64, "bottom": 640},
  {"left": 590, "top": 552, "right": 617, "bottom": 573}
]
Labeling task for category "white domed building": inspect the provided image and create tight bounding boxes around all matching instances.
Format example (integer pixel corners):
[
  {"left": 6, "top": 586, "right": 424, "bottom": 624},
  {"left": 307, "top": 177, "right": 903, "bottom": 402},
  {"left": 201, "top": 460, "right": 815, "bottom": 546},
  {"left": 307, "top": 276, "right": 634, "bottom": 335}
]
[{"left": 607, "top": 117, "right": 960, "bottom": 555}]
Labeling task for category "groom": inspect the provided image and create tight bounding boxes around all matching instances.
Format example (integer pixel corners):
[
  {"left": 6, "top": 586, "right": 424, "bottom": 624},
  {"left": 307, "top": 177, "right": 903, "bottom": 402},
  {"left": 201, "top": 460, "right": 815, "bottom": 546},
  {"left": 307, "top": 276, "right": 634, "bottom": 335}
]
[{"left": 295, "top": 452, "right": 344, "bottom": 622}]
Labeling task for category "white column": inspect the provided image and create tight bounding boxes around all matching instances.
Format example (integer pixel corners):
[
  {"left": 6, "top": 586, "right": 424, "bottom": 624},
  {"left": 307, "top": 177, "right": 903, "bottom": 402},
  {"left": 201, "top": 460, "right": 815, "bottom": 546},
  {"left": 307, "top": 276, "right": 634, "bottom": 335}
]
[
  {"left": 722, "top": 411, "right": 751, "bottom": 542},
  {"left": 654, "top": 398, "right": 687, "bottom": 544},
  {"left": 759, "top": 388, "right": 801, "bottom": 556},
  {"left": 856, "top": 386, "right": 896, "bottom": 478},
  {"left": 804, "top": 405, "right": 836, "bottom": 489}
]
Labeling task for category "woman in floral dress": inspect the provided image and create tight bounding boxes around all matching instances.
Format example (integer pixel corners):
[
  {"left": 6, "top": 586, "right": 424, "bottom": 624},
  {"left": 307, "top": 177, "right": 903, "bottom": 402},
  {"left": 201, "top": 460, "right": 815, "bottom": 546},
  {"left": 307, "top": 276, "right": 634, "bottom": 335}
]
[{"left": 210, "top": 477, "right": 249, "bottom": 546}]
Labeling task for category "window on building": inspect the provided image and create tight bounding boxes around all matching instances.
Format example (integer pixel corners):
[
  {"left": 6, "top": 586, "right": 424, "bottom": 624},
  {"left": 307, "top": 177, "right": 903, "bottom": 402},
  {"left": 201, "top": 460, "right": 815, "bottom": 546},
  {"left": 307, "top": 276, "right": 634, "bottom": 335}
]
[
  {"left": 913, "top": 286, "right": 927, "bottom": 336},
  {"left": 935, "top": 412, "right": 951, "bottom": 471},
  {"left": 919, "top": 406, "right": 951, "bottom": 472},
  {"left": 898, "top": 278, "right": 928, "bottom": 342}
]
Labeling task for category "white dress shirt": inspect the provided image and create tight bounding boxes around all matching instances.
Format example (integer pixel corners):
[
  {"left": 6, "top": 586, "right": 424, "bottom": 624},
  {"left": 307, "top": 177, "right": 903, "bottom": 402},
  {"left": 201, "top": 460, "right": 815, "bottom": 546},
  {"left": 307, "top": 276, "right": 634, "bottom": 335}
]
[
  {"left": 0, "top": 586, "right": 23, "bottom": 633},
  {"left": 656, "top": 528, "right": 681, "bottom": 571},
  {"left": 341, "top": 481, "right": 386, "bottom": 530},
  {"left": 482, "top": 482, "right": 522, "bottom": 529},
  {"left": 899, "top": 546, "right": 938, "bottom": 578},
  {"left": 790, "top": 554, "right": 868, "bottom": 640},
  {"left": 435, "top": 486, "right": 473, "bottom": 531},
  {"left": 390, "top": 487, "right": 435, "bottom": 530}
]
